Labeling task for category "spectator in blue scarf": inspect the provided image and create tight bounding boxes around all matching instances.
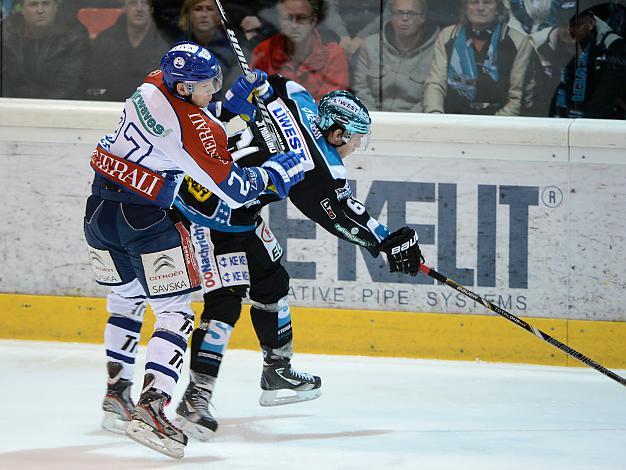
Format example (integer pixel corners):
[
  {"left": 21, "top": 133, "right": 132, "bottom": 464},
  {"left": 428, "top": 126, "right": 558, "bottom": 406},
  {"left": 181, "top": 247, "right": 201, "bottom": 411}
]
[{"left": 423, "top": 0, "right": 531, "bottom": 115}]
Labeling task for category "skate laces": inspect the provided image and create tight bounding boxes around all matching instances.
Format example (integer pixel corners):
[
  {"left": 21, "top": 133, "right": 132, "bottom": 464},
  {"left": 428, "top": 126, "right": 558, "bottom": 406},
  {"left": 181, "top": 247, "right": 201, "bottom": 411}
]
[
  {"left": 288, "top": 366, "right": 313, "bottom": 382},
  {"left": 190, "top": 387, "right": 213, "bottom": 414},
  {"left": 150, "top": 394, "right": 179, "bottom": 430}
]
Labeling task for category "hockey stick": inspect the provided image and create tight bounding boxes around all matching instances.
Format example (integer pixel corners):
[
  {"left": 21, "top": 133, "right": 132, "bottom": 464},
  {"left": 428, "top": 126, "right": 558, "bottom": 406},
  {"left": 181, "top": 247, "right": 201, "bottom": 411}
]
[
  {"left": 419, "top": 263, "right": 626, "bottom": 387},
  {"left": 213, "top": 0, "right": 285, "bottom": 155}
]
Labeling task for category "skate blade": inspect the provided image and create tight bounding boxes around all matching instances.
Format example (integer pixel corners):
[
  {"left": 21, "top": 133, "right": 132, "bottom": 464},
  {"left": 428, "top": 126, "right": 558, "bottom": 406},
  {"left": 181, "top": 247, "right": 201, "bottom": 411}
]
[
  {"left": 102, "top": 411, "right": 130, "bottom": 435},
  {"left": 174, "top": 414, "right": 216, "bottom": 441},
  {"left": 126, "top": 419, "right": 185, "bottom": 459},
  {"left": 259, "top": 388, "right": 321, "bottom": 407}
]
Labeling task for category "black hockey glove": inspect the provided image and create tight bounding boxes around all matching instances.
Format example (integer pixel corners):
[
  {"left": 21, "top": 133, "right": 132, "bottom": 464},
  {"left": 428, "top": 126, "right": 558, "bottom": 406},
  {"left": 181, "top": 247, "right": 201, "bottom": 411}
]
[{"left": 378, "top": 227, "right": 423, "bottom": 276}]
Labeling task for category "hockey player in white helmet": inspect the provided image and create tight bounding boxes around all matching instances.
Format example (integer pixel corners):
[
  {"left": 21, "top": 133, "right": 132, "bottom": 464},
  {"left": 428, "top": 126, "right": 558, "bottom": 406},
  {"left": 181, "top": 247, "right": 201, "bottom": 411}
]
[
  {"left": 169, "top": 76, "right": 423, "bottom": 440},
  {"left": 85, "top": 42, "right": 305, "bottom": 459}
]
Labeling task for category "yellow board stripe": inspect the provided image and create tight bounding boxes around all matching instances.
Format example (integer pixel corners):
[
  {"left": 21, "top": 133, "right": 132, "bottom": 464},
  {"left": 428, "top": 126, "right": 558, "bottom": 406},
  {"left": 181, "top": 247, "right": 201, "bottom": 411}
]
[{"left": 1, "top": 293, "right": 625, "bottom": 368}]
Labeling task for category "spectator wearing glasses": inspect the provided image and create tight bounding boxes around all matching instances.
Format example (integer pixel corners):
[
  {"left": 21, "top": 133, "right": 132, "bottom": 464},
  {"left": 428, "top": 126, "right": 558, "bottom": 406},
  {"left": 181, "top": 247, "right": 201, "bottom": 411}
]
[
  {"left": 1, "top": 0, "right": 90, "bottom": 99},
  {"left": 352, "top": 0, "right": 439, "bottom": 111},
  {"left": 423, "top": 0, "right": 531, "bottom": 115},
  {"left": 332, "top": 0, "right": 464, "bottom": 56},
  {"left": 250, "top": 0, "right": 349, "bottom": 101},
  {"left": 87, "top": 0, "right": 170, "bottom": 101}
]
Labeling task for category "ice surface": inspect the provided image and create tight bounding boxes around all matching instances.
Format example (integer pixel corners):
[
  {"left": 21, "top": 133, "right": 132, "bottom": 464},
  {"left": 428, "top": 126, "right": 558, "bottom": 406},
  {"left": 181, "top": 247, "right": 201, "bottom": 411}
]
[{"left": 1, "top": 340, "right": 624, "bottom": 469}]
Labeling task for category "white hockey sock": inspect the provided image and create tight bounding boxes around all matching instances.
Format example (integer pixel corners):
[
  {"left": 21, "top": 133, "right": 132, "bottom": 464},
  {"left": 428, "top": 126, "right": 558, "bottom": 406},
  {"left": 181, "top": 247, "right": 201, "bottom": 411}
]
[
  {"left": 105, "top": 280, "right": 147, "bottom": 380},
  {"left": 105, "top": 313, "right": 143, "bottom": 381},
  {"left": 145, "top": 311, "right": 194, "bottom": 397}
]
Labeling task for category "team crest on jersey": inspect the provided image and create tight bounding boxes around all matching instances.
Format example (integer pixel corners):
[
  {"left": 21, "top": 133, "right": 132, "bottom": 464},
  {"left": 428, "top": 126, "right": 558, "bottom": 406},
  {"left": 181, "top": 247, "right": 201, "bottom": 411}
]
[{"left": 335, "top": 181, "right": 352, "bottom": 201}]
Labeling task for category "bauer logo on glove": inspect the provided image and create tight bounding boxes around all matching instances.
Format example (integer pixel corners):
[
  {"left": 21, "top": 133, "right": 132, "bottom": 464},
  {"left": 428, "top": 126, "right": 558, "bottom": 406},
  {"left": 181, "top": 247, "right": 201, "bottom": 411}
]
[
  {"left": 390, "top": 231, "right": 418, "bottom": 256},
  {"left": 378, "top": 227, "right": 424, "bottom": 276}
]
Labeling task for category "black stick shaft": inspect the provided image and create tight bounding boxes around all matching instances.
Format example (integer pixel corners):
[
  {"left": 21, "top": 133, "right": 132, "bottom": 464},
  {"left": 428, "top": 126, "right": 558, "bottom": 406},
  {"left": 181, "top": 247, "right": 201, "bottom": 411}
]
[
  {"left": 213, "top": 0, "right": 285, "bottom": 155},
  {"left": 419, "top": 264, "right": 626, "bottom": 387}
]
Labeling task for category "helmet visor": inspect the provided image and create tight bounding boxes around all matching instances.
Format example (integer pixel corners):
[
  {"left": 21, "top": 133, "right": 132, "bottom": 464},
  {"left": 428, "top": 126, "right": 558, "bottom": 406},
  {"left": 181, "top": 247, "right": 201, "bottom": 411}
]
[
  {"left": 352, "top": 129, "right": 371, "bottom": 151},
  {"left": 186, "top": 67, "right": 223, "bottom": 95}
]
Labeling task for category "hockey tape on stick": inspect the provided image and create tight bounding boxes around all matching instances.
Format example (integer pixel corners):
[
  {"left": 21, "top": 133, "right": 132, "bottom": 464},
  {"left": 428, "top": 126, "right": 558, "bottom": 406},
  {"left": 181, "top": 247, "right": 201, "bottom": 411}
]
[
  {"left": 418, "top": 264, "right": 626, "bottom": 388},
  {"left": 214, "top": 0, "right": 285, "bottom": 155}
]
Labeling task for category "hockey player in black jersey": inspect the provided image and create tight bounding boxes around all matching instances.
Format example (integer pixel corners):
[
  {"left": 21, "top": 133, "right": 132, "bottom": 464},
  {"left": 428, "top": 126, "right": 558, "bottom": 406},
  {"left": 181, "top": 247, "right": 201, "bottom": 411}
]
[{"left": 172, "top": 74, "right": 424, "bottom": 439}]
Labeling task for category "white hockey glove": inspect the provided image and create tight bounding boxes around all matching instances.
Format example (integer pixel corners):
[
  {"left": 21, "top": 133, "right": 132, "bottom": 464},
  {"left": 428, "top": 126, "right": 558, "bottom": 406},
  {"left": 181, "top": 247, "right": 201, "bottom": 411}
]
[{"left": 378, "top": 227, "right": 423, "bottom": 276}]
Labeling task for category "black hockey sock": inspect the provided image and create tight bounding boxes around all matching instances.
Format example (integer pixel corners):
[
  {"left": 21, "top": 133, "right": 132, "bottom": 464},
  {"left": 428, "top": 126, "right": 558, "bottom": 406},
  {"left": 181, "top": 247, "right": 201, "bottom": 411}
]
[{"left": 250, "top": 304, "right": 292, "bottom": 350}]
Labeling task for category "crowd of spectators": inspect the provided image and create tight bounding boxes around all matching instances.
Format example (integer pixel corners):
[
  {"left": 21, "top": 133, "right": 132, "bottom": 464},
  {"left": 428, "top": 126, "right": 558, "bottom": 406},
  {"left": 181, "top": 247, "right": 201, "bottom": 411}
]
[{"left": 1, "top": 0, "right": 625, "bottom": 119}]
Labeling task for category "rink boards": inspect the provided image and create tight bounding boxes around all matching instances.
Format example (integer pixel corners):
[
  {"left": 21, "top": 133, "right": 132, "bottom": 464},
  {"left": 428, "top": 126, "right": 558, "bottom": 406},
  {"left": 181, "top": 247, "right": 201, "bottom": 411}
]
[
  {"left": 0, "top": 99, "right": 625, "bottom": 368},
  {"left": 1, "top": 293, "right": 625, "bottom": 368}
]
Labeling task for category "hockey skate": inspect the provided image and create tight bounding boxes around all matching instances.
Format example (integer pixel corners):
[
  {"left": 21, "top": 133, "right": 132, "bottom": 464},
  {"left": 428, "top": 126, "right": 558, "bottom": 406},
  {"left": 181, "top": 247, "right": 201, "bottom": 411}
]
[
  {"left": 259, "top": 345, "right": 321, "bottom": 407},
  {"left": 101, "top": 362, "right": 135, "bottom": 434},
  {"left": 175, "top": 372, "right": 218, "bottom": 440},
  {"left": 126, "top": 375, "right": 187, "bottom": 459}
]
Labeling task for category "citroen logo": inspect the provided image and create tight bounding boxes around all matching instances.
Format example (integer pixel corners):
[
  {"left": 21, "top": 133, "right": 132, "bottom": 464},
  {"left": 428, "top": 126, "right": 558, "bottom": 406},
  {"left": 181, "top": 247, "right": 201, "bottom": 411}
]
[
  {"left": 89, "top": 251, "right": 107, "bottom": 269},
  {"left": 154, "top": 254, "right": 175, "bottom": 273}
]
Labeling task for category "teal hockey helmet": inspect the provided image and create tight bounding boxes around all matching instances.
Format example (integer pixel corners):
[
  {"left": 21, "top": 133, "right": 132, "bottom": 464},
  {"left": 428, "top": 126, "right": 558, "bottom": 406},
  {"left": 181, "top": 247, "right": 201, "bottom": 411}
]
[{"left": 317, "top": 90, "right": 371, "bottom": 145}]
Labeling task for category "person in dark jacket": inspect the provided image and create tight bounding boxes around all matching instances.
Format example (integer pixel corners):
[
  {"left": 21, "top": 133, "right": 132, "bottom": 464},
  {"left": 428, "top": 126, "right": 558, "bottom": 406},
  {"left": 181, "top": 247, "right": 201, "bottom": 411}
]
[
  {"left": 1, "top": 0, "right": 90, "bottom": 99},
  {"left": 548, "top": 7, "right": 626, "bottom": 119},
  {"left": 87, "top": 0, "right": 171, "bottom": 101},
  {"left": 221, "top": 0, "right": 279, "bottom": 47}
]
